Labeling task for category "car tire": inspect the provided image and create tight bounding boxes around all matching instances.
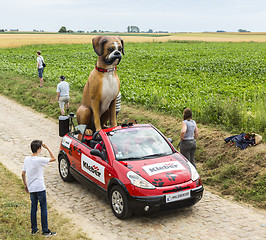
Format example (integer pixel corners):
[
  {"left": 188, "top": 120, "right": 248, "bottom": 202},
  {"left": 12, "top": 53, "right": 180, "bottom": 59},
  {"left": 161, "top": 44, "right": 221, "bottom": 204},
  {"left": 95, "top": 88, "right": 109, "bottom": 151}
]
[
  {"left": 58, "top": 154, "right": 74, "bottom": 182},
  {"left": 109, "top": 185, "right": 132, "bottom": 219}
]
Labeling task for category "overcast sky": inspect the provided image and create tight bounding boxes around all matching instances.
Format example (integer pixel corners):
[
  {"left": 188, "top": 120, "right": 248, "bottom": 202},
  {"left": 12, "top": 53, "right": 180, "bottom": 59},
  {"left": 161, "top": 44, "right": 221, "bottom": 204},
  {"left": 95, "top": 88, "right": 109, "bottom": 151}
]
[{"left": 1, "top": 0, "right": 265, "bottom": 33}]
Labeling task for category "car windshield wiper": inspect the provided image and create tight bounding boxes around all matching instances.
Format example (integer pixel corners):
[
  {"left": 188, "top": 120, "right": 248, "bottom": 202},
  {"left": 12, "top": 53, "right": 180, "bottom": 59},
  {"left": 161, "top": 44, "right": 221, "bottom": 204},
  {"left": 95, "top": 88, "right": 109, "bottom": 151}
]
[
  {"left": 144, "top": 153, "right": 169, "bottom": 159},
  {"left": 118, "top": 156, "right": 147, "bottom": 161},
  {"left": 118, "top": 153, "right": 170, "bottom": 161}
]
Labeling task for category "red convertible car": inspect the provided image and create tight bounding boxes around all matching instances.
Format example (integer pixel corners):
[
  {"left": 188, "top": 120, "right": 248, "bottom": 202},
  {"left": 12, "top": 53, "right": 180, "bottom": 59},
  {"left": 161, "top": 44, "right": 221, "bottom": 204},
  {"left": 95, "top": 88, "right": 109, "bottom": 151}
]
[{"left": 58, "top": 122, "right": 203, "bottom": 219}]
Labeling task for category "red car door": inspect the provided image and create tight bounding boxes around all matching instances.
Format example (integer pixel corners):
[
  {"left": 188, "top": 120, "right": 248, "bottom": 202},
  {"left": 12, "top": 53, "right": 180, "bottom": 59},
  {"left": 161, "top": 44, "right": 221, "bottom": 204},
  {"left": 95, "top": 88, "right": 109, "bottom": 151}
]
[{"left": 78, "top": 140, "right": 113, "bottom": 190}]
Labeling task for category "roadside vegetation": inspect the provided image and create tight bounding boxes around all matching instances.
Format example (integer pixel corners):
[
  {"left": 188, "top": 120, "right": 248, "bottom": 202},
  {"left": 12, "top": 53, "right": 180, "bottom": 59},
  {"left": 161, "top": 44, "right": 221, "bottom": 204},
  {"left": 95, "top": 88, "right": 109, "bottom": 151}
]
[
  {"left": 0, "top": 70, "right": 265, "bottom": 209},
  {"left": 0, "top": 162, "right": 88, "bottom": 240}
]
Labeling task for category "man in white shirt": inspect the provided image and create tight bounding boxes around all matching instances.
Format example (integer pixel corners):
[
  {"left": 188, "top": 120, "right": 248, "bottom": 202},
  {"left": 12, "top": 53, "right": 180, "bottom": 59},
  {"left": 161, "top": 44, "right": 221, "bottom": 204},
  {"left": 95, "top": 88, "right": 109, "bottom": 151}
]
[
  {"left": 22, "top": 140, "right": 57, "bottom": 236},
  {"left": 56, "top": 76, "right": 70, "bottom": 115}
]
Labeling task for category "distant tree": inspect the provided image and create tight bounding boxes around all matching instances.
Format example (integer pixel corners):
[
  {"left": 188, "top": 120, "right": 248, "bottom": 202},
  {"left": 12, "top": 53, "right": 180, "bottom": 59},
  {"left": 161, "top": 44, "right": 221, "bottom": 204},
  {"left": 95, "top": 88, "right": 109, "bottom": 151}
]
[
  {"left": 59, "top": 26, "right": 67, "bottom": 33},
  {"left": 238, "top": 29, "right": 250, "bottom": 32},
  {"left": 127, "top": 26, "right": 140, "bottom": 33}
]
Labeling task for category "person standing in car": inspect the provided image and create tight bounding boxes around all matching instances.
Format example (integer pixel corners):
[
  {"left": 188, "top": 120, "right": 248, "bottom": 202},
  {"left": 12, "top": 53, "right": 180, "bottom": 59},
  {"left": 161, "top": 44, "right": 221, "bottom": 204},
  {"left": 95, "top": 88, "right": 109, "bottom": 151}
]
[
  {"left": 180, "top": 108, "right": 198, "bottom": 168},
  {"left": 116, "top": 91, "right": 121, "bottom": 118}
]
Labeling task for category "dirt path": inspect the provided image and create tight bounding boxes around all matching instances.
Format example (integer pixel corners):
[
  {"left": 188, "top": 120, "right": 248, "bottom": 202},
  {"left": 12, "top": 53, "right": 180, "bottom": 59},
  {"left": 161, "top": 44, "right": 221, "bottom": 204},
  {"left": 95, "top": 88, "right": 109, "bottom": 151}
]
[{"left": 0, "top": 94, "right": 265, "bottom": 240}]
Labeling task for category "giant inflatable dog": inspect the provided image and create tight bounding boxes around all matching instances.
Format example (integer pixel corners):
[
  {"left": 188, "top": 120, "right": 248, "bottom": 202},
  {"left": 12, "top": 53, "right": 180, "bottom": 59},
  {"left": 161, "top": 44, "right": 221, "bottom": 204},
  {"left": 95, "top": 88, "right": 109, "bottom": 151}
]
[{"left": 77, "top": 35, "right": 124, "bottom": 132}]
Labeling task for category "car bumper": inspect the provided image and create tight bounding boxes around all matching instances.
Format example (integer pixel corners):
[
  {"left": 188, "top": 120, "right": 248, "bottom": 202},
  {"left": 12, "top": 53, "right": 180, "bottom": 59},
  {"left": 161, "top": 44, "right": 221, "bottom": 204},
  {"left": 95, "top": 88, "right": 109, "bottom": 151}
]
[{"left": 128, "top": 185, "right": 204, "bottom": 213}]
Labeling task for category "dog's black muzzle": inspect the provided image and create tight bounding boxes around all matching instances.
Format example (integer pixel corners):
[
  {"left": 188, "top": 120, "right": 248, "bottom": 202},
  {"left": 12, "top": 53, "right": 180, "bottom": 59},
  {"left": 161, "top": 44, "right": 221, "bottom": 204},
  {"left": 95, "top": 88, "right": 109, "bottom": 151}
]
[{"left": 105, "top": 51, "right": 122, "bottom": 65}]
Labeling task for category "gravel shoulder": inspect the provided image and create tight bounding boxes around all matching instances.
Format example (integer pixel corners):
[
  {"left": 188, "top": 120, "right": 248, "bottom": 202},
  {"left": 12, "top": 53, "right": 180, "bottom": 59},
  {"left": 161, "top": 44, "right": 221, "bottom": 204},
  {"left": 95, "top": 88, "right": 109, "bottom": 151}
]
[{"left": 0, "top": 94, "right": 265, "bottom": 240}]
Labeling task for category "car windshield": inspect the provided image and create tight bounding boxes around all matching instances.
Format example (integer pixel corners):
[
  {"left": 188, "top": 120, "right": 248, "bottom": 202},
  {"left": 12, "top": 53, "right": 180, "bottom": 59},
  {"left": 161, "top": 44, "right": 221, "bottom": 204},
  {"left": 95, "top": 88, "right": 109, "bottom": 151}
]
[{"left": 107, "top": 126, "right": 173, "bottom": 161}]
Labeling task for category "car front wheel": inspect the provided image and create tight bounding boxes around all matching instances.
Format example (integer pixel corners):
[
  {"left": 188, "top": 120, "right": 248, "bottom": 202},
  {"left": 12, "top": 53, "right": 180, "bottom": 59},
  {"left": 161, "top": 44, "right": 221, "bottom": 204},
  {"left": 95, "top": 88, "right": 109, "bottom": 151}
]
[
  {"left": 58, "top": 155, "right": 74, "bottom": 182},
  {"left": 109, "top": 185, "right": 132, "bottom": 219}
]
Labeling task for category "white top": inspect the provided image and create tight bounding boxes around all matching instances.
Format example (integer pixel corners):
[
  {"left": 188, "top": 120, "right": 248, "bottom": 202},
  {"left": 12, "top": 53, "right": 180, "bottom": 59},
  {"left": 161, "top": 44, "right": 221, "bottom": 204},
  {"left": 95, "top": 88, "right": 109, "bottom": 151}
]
[
  {"left": 57, "top": 81, "right": 70, "bottom": 97},
  {"left": 22, "top": 156, "right": 49, "bottom": 193},
  {"left": 37, "top": 56, "right": 44, "bottom": 69},
  {"left": 183, "top": 119, "right": 196, "bottom": 140}
]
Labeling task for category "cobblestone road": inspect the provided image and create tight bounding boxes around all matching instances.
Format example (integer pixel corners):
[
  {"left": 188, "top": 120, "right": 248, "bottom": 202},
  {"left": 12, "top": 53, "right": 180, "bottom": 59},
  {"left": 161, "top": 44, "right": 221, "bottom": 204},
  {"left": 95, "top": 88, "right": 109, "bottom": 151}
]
[{"left": 0, "top": 94, "right": 265, "bottom": 240}]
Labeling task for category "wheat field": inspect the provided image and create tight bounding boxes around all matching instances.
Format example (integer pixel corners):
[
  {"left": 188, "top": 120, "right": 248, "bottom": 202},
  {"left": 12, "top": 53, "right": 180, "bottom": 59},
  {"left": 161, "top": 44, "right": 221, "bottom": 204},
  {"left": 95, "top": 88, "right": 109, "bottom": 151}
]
[{"left": 0, "top": 32, "right": 266, "bottom": 48}]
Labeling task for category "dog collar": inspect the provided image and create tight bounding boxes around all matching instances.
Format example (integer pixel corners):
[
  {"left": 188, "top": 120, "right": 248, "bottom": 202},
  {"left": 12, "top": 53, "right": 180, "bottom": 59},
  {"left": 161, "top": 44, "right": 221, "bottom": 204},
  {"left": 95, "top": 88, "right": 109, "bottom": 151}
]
[{"left": 95, "top": 65, "right": 117, "bottom": 73}]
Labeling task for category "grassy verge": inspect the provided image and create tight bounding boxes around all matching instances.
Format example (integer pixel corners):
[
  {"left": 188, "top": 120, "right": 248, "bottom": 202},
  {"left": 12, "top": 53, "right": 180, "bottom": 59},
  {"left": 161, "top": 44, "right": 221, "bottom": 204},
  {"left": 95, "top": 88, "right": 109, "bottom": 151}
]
[
  {"left": 0, "top": 70, "right": 265, "bottom": 209},
  {"left": 0, "top": 162, "right": 88, "bottom": 240}
]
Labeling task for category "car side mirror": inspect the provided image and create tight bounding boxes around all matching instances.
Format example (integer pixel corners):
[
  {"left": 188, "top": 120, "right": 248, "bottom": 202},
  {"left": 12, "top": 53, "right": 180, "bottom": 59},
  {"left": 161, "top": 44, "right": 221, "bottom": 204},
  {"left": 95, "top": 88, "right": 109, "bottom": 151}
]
[
  {"left": 168, "top": 138, "right": 173, "bottom": 143},
  {"left": 90, "top": 149, "right": 106, "bottom": 160}
]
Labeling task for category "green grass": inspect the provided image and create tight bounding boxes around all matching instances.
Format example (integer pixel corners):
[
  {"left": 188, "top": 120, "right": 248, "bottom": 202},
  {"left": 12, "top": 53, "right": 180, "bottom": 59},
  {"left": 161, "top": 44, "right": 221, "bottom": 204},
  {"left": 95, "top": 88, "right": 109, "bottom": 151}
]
[
  {"left": 0, "top": 41, "right": 265, "bottom": 138},
  {"left": 0, "top": 162, "right": 88, "bottom": 240}
]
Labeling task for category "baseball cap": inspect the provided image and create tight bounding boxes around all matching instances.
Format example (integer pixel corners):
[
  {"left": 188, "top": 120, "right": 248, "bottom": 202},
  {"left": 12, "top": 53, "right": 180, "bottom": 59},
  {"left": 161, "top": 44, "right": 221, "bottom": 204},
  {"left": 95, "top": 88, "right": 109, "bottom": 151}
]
[{"left": 60, "top": 76, "right": 65, "bottom": 80}]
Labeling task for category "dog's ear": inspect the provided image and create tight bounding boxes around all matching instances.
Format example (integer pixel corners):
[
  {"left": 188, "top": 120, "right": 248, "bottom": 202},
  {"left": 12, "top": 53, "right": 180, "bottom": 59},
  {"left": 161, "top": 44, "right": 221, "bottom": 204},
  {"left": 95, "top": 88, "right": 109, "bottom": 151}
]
[
  {"left": 92, "top": 36, "right": 107, "bottom": 56},
  {"left": 117, "top": 36, "right": 124, "bottom": 55}
]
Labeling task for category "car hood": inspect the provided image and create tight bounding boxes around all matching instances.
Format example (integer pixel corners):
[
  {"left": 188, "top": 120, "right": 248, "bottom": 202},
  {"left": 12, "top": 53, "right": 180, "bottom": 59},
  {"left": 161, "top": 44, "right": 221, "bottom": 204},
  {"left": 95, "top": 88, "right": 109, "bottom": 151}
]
[{"left": 121, "top": 153, "right": 192, "bottom": 187}]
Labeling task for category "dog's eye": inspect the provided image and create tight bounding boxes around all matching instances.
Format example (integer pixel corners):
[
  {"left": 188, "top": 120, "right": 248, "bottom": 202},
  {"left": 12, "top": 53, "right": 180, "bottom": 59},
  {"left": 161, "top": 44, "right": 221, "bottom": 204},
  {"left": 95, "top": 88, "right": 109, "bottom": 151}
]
[{"left": 108, "top": 47, "right": 115, "bottom": 52}]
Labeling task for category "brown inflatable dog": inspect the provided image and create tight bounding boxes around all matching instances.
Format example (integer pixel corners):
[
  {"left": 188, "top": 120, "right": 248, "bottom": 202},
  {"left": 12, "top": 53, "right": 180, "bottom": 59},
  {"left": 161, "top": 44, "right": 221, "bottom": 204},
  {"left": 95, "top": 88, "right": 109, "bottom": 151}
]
[{"left": 77, "top": 35, "right": 124, "bottom": 132}]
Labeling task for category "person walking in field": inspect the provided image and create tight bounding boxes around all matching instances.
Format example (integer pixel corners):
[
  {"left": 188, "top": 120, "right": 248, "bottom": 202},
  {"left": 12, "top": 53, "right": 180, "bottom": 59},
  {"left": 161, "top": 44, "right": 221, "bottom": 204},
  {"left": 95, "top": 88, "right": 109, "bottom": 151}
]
[
  {"left": 57, "top": 75, "right": 70, "bottom": 115},
  {"left": 21, "top": 140, "right": 57, "bottom": 236},
  {"left": 36, "top": 50, "right": 45, "bottom": 87},
  {"left": 180, "top": 108, "right": 198, "bottom": 168}
]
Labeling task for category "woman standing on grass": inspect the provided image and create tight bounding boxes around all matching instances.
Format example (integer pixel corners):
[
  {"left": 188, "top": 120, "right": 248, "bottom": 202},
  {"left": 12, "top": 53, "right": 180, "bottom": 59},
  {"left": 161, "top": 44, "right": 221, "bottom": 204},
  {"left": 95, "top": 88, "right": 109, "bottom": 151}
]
[
  {"left": 36, "top": 50, "right": 45, "bottom": 87},
  {"left": 180, "top": 108, "right": 198, "bottom": 168}
]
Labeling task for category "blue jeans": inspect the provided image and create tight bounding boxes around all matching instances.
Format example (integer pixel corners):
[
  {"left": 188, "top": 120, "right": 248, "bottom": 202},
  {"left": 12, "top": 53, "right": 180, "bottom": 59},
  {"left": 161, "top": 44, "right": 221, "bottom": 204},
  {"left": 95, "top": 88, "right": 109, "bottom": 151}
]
[{"left": 30, "top": 190, "right": 48, "bottom": 233}]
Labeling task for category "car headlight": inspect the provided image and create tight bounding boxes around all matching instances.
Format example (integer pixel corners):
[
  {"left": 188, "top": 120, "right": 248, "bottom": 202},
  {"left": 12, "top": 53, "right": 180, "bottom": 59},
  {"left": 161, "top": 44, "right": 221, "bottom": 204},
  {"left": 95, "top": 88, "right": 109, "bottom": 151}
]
[
  {"left": 187, "top": 161, "right": 200, "bottom": 181},
  {"left": 127, "top": 171, "right": 155, "bottom": 189}
]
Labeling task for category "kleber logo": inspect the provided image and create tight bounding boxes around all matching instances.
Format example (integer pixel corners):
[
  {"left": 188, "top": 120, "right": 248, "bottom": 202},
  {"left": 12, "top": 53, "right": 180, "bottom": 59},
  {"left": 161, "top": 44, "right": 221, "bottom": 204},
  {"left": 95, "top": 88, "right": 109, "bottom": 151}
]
[
  {"left": 81, "top": 154, "right": 105, "bottom": 183},
  {"left": 83, "top": 162, "right": 101, "bottom": 177},
  {"left": 143, "top": 161, "right": 185, "bottom": 176}
]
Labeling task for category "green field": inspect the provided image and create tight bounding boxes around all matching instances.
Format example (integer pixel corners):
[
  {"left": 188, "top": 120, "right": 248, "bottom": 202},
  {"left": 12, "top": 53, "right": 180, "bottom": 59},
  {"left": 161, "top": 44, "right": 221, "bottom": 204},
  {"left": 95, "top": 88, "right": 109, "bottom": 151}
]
[{"left": 0, "top": 41, "right": 265, "bottom": 136}]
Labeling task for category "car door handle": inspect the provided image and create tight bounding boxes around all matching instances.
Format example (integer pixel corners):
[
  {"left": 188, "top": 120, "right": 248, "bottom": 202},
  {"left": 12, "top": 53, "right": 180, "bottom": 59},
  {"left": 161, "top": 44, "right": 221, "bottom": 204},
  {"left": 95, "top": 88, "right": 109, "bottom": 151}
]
[{"left": 77, "top": 149, "right": 82, "bottom": 153}]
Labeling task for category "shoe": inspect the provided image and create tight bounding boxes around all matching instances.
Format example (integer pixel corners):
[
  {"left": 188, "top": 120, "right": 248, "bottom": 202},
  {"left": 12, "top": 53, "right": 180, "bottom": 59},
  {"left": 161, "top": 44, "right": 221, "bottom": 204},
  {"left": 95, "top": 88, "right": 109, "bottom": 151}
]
[
  {"left": 31, "top": 229, "right": 39, "bottom": 235},
  {"left": 43, "top": 229, "right": 57, "bottom": 237},
  {"left": 39, "top": 85, "right": 43, "bottom": 88}
]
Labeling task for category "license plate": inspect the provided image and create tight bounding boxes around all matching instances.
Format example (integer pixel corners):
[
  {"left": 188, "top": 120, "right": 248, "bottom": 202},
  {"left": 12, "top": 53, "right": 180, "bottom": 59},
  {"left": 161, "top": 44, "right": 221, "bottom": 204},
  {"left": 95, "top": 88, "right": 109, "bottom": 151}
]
[{"left": 166, "top": 190, "right": 191, "bottom": 203}]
